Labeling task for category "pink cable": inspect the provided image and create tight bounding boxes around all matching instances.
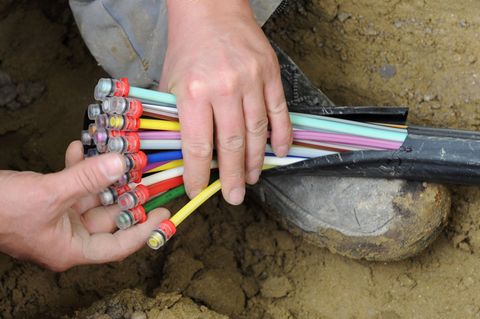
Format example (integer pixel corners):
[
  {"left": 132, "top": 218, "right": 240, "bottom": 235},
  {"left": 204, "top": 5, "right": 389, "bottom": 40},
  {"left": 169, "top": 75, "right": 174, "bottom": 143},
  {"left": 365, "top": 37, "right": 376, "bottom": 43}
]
[
  {"left": 292, "top": 131, "right": 402, "bottom": 150},
  {"left": 138, "top": 130, "right": 402, "bottom": 150},
  {"left": 139, "top": 132, "right": 181, "bottom": 140}
]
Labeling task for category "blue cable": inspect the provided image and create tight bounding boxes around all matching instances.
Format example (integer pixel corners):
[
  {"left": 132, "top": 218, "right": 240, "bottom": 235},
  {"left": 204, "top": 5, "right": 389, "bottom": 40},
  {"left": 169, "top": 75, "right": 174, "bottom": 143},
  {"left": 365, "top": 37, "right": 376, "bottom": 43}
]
[{"left": 147, "top": 150, "right": 183, "bottom": 163}]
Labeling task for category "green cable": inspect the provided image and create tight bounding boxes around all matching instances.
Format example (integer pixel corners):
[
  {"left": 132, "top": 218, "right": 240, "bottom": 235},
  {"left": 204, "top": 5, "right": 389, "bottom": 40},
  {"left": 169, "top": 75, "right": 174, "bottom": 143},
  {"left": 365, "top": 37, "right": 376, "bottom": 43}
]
[
  {"left": 144, "top": 185, "right": 186, "bottom": 213},
  {"left": 143, "top": 172, "right": 219, "bottom": 213}
]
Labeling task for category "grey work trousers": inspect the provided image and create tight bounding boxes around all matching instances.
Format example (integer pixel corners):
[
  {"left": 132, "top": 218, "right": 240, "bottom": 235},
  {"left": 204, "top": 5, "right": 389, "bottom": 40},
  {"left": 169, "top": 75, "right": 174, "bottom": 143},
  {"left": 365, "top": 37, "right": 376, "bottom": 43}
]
[{"left": 69, "top": 0, "right": 282, "bottom": 87}]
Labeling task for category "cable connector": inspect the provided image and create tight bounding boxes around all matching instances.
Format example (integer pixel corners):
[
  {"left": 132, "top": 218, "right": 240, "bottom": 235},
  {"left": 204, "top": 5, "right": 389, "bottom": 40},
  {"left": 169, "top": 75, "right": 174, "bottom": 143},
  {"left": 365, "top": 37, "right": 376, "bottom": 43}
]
[
  {"left": 125, "top": 151, "right": 148, "bottom": 171},
  {"left": 88, "top": 123, "right": 97, "bottom": 136},
  {"left": 94, "top": 78, "right": 130, "bottom": 101},
  {"left": 81, "top": 130, "right": 92, "bottom": 146},
  {"left": 98, "top": 185, "right": 131, "bottom": 206},
  {"left": 92, "top": 128, "right": 109, "bottom": 146},
  {"left": 108, "top": 134, "right": 141, "bottom": 154},
  {"left": 96, "top": 142, "right": 108, "bottom": 153},
  {"left": 117, "top": 184, "right": 149, "bottom": 210},
  {"left": 102, "top": 97, "right": 143, "bottom": 118},
  {"left": 109, "top": 115, "right": 140, "bottom": 131},
  {"left": 87, "top": 103, "right": 103, "bottom": 120},
  {"left": 114, "top": 170, "right": 142, "bottom": 187},
  {"left": 147, "top": 220, "right": 177, "bottom": 250},
  {"left": 116, "top": 206, "right": 147, "bottom": 230}
]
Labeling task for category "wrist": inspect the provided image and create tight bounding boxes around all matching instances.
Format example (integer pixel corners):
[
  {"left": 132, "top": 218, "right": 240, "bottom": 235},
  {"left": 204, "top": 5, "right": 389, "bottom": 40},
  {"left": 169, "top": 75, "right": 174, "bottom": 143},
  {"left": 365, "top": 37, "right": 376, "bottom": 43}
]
[{"left": 166, "top": 0, "right": 254, "bottom": 31}]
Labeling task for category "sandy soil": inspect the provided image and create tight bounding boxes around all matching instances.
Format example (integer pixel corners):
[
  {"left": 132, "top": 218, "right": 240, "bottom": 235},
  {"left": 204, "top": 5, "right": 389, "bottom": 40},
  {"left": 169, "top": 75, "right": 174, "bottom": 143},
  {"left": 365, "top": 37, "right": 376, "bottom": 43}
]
[{"left": 1, "top": 0, "right": 480, "bottom": 318}]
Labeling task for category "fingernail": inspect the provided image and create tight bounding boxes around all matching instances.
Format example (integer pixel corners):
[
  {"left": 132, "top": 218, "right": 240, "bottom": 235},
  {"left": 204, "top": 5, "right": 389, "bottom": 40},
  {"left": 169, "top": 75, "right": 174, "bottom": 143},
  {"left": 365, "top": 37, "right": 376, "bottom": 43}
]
[
  {"left": 247, "top": 169, "right": 261, "bottom": 185},
  {"left": 228, "top": 187, "right": 245, "bottom": 205},
  {"left": 189, "top": 189, "right": 201, "bottom": 199},
  {"left": 276, "top": 145, "right": 290, "bottom": 157},
  {"left": 101, "top": 154, "right": 126, "bottom": 182}
]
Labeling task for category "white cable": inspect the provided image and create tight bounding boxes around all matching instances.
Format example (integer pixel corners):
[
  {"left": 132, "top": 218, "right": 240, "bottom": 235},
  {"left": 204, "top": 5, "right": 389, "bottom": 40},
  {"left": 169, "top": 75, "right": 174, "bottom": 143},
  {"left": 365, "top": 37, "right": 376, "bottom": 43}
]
[
  {"left": 138, "top": 161, "right": 219, "bottom": 186},
  {"left": 142, "top": 103, "right": 178, "bottom": 114},
  {"left": 265, "top": 144, "right": 336, "bottom": 158},
  {"left": 263, "top": 156, "right": 306, "bottom": 166},
  {"left": 140, "top": 140, "right": 182, "bottom": 150}
]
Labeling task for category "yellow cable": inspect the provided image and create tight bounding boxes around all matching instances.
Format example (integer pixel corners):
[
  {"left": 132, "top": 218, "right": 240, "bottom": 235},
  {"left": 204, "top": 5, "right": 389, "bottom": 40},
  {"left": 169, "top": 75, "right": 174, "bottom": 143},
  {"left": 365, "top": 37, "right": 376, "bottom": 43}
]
[
  {"left": 139, "top": 118, "right": 181, "bottom": 131},
  {"left": 169, "top": 165, "right": 276, "bottom": 227},
  {"left": 170, "top": 179, "right": 222, "bottom": 227},
  {"left": 146, "top": 160, "right": 184, "bottom": 173}
]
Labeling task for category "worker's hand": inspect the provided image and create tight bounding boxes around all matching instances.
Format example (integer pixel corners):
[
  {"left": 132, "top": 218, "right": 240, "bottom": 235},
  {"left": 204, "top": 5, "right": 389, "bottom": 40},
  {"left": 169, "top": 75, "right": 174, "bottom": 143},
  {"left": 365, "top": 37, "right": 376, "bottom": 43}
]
[
  {"left": 0, "top": 141, "right": 170, "bottom": 271},
  {"left": 160, "top": 0, "right": 292, "bottom": 205}
]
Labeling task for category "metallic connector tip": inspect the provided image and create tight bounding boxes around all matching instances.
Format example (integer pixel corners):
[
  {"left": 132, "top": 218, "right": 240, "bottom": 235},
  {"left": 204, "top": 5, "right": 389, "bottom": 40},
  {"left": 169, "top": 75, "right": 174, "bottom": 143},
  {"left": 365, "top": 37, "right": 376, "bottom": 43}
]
[
  {"left": 107, "top": 137, "right": 125, "bottom": 153},
  {"left": 99, "top": 189, "right": 114, "bottom": 206},
  {"left": 94, "top": 78, "right": 113, "bottom": 101},
  {"left": 116, "top": 212, "right": 133, "bottom": 230},
  {"left": 147, "top": 230, "right": 166, "bottom": 250},
  {"left": 81, "top": 130, "right": 92, "bottom": 146},
  {"left": 87, "top": 104, "right": 102, "bottom": 120}
]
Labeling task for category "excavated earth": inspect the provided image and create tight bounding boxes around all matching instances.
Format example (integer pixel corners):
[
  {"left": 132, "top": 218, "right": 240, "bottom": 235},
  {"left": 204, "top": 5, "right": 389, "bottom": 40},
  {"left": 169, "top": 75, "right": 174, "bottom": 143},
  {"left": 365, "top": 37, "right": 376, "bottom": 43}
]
[{"left": 1, "top": 0, "right": 480, "bottom": 318}]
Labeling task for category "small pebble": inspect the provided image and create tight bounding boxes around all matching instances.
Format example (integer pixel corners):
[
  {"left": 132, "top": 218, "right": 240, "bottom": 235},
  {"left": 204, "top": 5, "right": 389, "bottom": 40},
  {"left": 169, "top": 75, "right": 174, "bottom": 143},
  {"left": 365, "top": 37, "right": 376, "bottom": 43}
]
[
  {"left": 260, "top": 276, "right": 293, "bottom": 298},
  {"left": 379, "top": 64, "right": 397, "bottom": 79},
  {"left": 337, "top": 12, "right": 352, "bottom": 22},
  {"left": 16, "top": 81, "right": 45, "bottom": 106},
  {"left": 0, "top": 84, "right": 16, "bottom": 106},
  {"left": 130, "top": 311, "right": 147, "bottom": 319},
  {"left": 0, "top": 70, "right": 11, "bottom": 87}
]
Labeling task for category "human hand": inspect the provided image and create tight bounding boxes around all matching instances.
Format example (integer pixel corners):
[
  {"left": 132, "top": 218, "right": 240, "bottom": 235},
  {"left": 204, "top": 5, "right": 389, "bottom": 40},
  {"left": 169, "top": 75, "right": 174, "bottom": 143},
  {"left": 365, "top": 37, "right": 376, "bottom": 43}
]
[
  {"left": 0, "top": 141, "right": 170, "bottom": 271},
  {"left": 160, "top": 0, "right": 292, "bottom": 205}
]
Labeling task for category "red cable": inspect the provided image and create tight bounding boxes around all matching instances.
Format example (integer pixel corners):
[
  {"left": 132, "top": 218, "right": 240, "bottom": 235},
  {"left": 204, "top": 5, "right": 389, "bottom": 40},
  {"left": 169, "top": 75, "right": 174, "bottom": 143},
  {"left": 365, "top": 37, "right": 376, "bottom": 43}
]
[{"left": 147, "top": 176, "right": 184, "bottom": 198}]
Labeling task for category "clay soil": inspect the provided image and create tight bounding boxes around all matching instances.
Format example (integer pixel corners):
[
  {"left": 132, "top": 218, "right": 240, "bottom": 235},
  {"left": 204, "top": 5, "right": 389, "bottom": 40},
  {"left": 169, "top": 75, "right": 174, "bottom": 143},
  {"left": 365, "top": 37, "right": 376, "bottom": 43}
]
[{"left": 1, "top": 0, "right": 480, "bottom": 318}]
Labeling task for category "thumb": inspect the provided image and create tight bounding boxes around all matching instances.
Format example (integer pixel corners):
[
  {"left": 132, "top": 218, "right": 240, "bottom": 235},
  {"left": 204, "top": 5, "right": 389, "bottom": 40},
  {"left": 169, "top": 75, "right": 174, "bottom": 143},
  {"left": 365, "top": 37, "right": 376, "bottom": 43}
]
[{"left": 47, "top": 152, "right": 126, "bottom": 203}]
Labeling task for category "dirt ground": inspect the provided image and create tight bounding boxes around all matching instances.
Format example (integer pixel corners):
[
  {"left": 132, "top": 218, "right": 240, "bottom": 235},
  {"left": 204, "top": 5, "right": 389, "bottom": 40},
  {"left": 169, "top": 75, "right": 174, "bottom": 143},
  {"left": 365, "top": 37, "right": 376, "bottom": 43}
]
[{"left": 1, "top": 0, "right": 480, "bottom": 318}]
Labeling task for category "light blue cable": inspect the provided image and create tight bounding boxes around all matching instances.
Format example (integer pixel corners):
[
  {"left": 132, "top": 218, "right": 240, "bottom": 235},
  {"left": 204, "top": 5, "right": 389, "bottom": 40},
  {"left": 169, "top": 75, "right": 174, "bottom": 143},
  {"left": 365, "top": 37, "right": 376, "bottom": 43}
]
[
  {"left": 289, "top": 113, "right": 407, "bottom": 142},
  {"left": 129, "top": 86, "right": 177, "bottom": 106},
  {"left": 295, "top": 112, "right": 406, "bottom": 134}
]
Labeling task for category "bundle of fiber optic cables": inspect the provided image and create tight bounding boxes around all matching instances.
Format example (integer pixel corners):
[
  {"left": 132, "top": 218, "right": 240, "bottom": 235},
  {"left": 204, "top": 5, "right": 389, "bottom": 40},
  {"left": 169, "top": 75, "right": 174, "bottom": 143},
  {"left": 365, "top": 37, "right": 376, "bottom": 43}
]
[{"left": 82, "top": 77, "right": 480, "bottom": 250}]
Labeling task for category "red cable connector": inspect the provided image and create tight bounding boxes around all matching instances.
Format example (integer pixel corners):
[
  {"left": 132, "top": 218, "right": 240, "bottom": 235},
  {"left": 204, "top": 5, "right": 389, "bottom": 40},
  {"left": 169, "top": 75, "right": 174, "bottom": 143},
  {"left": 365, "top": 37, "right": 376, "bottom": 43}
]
[
  {"left": 99, "top": 185, "right": 131, "bottom": 206},
  {"left": 108, "top": 134, "right": 141, "bottom": 154},
  {"left": 116, "top": 206, "right": 147, "bottom": 230},
  {"left": 103, "top": 97, "right": 143, "bottom": 118},
  {"left": 147, "top": 220, "right": 177, "bottom": 250},
  {"left": 117, "top": 176, "right": 184, "bottom": 210},
  {"left": 115, "top": 170, "right": 142, "bottom": 187},
  {"left": 125, "top": 151, "right": 148, "bottom": 171}
]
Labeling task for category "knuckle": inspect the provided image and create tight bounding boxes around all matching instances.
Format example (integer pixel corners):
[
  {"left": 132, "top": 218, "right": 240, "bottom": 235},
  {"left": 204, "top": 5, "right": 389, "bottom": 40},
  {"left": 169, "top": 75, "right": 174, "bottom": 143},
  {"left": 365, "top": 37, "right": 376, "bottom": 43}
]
[
  {"left": 269, "top": 100, "right": 288, "bottom": 116},
  {"left": 75, "top": 166, "right": 103, "bottom": 194},
  {"left": 184, "top": 75, "right": 209, "bottom": 100},
  {"left": 247, "top": 59, "right": 262, "bottom": 78},
  {"left": 247, "top": 118, "right": 269, "bottom": 137},
  {"left": 222, "top": 168, "right": 244, "bottom": 180},
  {"left": 246, "top": 154, "right": 265, "bottom": 171},
  {"left": 267, "top": 50, "right": 280, "bottom": 67},
  {"left": 184, "top": 141, "right": 213, "bottom": 159},
  {"left": 216, "top": 72, "right": 239, "bottom": 96},
  {"left": 218, "top": 135, "right": 245, "bottom": 152}
]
